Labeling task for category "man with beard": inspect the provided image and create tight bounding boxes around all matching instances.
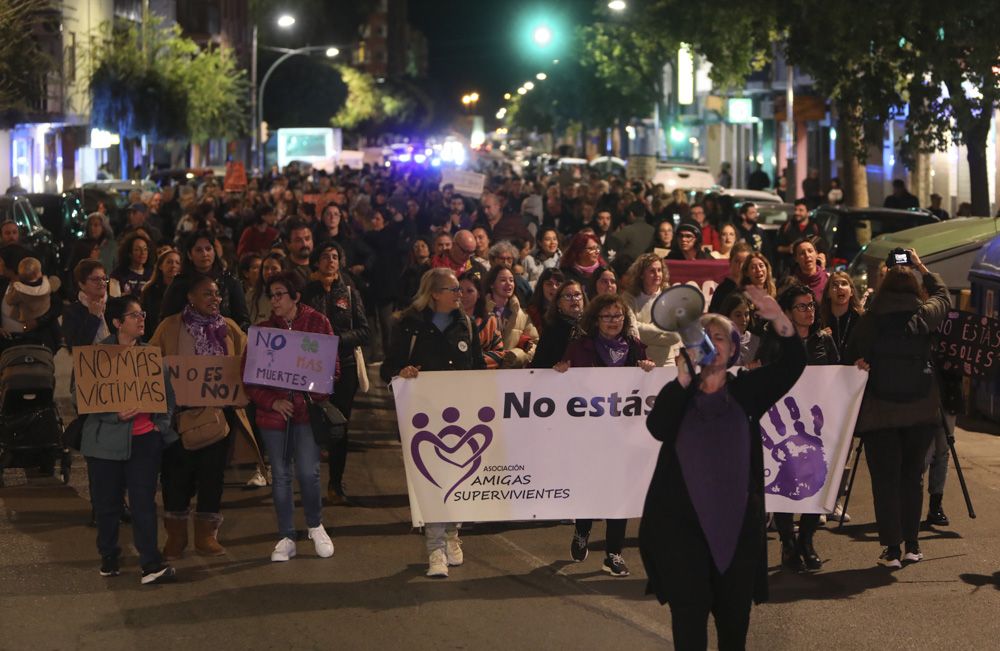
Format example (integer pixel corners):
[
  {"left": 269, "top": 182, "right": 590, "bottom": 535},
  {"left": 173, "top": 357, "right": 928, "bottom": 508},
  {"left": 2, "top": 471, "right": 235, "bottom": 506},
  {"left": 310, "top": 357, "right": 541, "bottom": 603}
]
[{"left": 286, "top": 220, "right": 314, "bottom": 285}]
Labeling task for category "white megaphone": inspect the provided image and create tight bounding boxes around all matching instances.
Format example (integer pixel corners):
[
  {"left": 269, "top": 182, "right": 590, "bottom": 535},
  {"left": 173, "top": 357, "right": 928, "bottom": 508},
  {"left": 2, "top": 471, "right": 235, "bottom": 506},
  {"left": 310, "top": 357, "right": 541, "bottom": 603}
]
[{"left": 650, "top": 285, "right": 716, "bottom": 367}]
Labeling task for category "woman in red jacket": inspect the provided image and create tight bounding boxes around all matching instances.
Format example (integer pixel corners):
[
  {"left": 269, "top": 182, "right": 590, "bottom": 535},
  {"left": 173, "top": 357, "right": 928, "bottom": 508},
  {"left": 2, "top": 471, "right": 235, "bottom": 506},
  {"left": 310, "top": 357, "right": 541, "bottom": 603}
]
[{"left": 245, "top": 271, "right": 340, "bottom": 563}]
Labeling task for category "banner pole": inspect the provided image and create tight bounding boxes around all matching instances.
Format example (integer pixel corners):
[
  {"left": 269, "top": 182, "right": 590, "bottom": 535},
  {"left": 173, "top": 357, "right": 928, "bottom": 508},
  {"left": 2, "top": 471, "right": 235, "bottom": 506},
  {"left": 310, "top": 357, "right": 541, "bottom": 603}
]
[{"left": 838, "top": 439, "right": 864, "bottom": 531}]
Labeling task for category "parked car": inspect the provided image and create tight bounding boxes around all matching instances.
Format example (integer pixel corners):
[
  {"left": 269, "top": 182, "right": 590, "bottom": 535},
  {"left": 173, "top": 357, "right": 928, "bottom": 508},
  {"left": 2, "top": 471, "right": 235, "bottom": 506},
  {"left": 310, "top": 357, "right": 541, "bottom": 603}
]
[
  {"left": 24, "top": 193, "right": 87, "bottom": 271},
  {"left": 0, "top": 196, "right": 59, "bottom": 271},
  {"left": 811, "top": 205, "right": 939, "bottom": 269},
  {"left": 652, "top": 163, "right": 715, "bottom": 192},
  {"left": 589, "top": 156, "right": 627, "bottom": 179},
  {"left": 147, "top": 168, "right": 217, "bottom": 188},
  {"left": 848, "top": 217, "right": 998, "bottom": 297}
]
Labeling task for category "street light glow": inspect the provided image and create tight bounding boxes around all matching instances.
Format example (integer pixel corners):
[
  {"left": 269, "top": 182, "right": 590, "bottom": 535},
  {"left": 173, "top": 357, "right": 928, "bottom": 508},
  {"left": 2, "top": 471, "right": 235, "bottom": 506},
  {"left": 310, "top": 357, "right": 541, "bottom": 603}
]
[
  {"left": 524, "top": 81, "right": 535, "bottom": 90},
  {"left": 532, "top": 25, "right": 553, "bottom": 47},
  {"left": 536, "top": 72, "right": 547, "bottom": 80},
  {"left": 470, "top": 92, "right": 480, "bottom": 102},
  {"left": 517, "top": 87, "right": 527, "bottom": 95},
  {"left": 276, "top": 14, "right": 295, "bottom": 28},
  {"left": 504, "top": 92, "right": 512, "bottom": 100},
  {"left": 608, "top": 0, "right": 627, "bottom": 11},
  {"left": 462, "top": 94, "right": 471, "bottom": 105},
  {"left": 325, "top": 47, "right": 339, "bottom": 57}
]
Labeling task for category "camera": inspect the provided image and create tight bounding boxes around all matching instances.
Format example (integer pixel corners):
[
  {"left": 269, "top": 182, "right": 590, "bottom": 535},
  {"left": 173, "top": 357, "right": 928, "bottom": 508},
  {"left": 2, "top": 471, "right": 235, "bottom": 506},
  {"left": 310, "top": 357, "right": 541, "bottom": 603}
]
[{"left": 886, "top": 247, "right": 912, "bottom": 268}]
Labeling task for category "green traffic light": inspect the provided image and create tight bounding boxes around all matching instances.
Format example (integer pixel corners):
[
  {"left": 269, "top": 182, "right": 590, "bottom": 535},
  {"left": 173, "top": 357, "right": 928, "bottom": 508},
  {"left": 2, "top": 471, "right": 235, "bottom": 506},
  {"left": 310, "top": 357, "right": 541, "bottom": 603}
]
[{"left": 532, "top": 25, "right": 553, "bottom": 47}]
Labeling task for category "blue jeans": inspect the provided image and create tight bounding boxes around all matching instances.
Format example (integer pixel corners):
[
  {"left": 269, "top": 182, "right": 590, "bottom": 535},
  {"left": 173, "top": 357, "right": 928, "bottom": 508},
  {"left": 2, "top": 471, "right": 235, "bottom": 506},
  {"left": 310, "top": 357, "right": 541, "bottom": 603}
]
[
  {"left": 260, "top": 424, "right": 323, "bottom": 540},
  {"left": 86, "top": 432, "right": 163, "bottom": 569}
]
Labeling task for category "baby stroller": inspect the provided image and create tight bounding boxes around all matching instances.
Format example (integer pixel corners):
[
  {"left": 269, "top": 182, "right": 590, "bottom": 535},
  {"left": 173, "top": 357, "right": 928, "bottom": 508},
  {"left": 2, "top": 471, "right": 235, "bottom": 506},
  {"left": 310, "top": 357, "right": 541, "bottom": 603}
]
[{"left": 0, "top": 345, "right": 68, "bottom": 487}]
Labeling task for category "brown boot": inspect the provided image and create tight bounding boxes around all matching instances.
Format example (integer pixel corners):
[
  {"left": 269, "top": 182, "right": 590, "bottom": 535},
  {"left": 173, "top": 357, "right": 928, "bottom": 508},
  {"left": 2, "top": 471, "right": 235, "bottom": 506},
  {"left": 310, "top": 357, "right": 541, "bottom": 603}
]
[
  {"left": 162, "top": 511, "right": 190, "bottom": 560},
  {"left": 193, "top": 512, "right": 226, "bottom": 556}
]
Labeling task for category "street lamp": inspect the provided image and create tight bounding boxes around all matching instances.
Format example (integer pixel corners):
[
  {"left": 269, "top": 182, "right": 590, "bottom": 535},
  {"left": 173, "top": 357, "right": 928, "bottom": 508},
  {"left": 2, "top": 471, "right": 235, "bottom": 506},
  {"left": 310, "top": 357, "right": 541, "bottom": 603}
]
[
  {"left": 536, "top": 72, "right": 547, "bottom": 81},
  {"left": 251, "top": 14, "right": 297, "bottom": 172},
  {"left": 517, "top": 87, "right": 527, "bottom": 95},
  {"left": 276, "top": 14, "right": 296, "bottom": 28},
  {"left": 532, "top": 25, "right": 552, "bottom": 47},
  {"left": 256, "top": 44, "right": 340, "bottom": 171},
  {"left": 524, "top": 81, "right": 535, "bottom": 91},
  {"left": 608, "top": 1, "right": 627, "bottom": 11}
]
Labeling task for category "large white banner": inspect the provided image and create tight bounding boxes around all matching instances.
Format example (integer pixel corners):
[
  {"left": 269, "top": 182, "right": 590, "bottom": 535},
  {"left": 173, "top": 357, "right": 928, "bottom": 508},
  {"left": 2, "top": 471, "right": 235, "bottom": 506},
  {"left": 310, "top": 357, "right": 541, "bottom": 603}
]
[{"left": 392, "top": 366, "right": 867, "bottom": 526}]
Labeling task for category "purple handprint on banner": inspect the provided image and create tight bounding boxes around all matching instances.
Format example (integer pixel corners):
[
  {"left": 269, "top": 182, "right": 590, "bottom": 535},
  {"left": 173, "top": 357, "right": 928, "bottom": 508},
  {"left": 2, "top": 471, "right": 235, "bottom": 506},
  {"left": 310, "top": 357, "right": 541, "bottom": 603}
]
[{"left": 762, "top": 396, "right": 827, "bottom": 499}]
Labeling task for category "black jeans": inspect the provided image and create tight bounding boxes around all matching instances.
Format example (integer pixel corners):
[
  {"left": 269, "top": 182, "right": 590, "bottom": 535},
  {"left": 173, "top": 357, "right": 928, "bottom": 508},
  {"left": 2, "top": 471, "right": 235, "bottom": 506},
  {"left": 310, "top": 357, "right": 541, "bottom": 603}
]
[
  {"left": 669, "top": 566, "right": 753, "bottom": 651},
  {"left": 86, "top": 432, "right": 163, "bottom": 568},
  {"left": 773, "top": 513, "right": 820, "bottom": 544},
  {"left": 328, "top": 362, "right": 359, "bottom": 489},
  {"left": 160, "top": 437, "right": 228, "bottom": 513},
  {"left": 862, "top": 426, "right": 936, "bottom": 546},
  {"left": 575, "top": 518, "right": 626, "bottom": 555}
]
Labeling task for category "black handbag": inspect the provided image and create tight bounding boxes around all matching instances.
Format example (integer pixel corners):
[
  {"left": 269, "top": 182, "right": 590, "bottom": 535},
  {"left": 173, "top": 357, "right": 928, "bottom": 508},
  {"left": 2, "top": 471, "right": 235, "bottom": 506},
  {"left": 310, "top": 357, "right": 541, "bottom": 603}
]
[
  {"left": 63, "top": 415, "right": 86, "bottom": 451},
  {"left": 306, "top": 396, "right": 347, "bottom": 447}
]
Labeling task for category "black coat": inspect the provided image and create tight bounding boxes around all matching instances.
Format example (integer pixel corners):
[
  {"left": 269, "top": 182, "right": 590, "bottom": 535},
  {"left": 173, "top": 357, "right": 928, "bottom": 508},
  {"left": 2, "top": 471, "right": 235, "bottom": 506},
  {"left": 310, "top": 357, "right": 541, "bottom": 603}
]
[
  {"left": 301, "top": 279, "right": 371, "bottom": 368},
  {"left": 530, "top": 317, "right": 577, "bottom": 369},
  {"left": 640, "top": 333, "right": 805, "bottom": 606},
  {"left": 380, "top": 308, "right": 485, "bottom": 384}
]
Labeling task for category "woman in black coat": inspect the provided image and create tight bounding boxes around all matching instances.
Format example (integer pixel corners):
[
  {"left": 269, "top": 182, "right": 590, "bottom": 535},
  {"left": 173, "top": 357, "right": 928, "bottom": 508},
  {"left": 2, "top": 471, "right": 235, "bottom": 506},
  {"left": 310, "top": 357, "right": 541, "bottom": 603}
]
[
  {"left": 301, "top": 240, "right": 371, "bottom": 504},
  {"left": 159, "top": 230, "right": 250, "bottom": 330},
  {"left": 529, "top": 279, "right": 586, "bottom": 369},
  {"left": 640, "top": 285, "right": 805, "bottom": 650}
]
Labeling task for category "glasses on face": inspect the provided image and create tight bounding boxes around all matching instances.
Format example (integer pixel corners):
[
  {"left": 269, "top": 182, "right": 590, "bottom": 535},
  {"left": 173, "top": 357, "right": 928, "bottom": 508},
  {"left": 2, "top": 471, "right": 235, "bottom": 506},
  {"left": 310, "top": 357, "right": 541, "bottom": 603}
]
[
  {"left": 437, "top": 286, "right": 462, "bottom": 294},
  {"left": 560, "top": 292, "right": 584, "bottom": 302},
  {"left": 123, "top": 310, "right": 146, "bottom": 320},
  {"left": 792, "top": 302, "right": 817, "bottom": 312},
  {"left": 598, "top": 313, "right": 625, "bottom": 322},
  {"left": 496, "top": 256, "right": 515, "bottom": 264},
  {"left": 269, "top": 291, "right": 290, "bottom": 300},
  {"left": 88, "top": 276, "right": 109, "bottom": 284},
  {"left": 584, "top": 246, "right": 601, "bottom": 253}
]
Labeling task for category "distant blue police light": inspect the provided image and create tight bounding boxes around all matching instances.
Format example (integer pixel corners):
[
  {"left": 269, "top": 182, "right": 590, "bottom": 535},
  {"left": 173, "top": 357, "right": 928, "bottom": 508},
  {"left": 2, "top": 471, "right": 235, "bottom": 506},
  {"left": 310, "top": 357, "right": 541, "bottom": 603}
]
[
  {"left": 399, "top": 153, "right": 412, "bottom": 163},
  {"left": 414, "top": 153, "right": 427, "bottom": 164}
]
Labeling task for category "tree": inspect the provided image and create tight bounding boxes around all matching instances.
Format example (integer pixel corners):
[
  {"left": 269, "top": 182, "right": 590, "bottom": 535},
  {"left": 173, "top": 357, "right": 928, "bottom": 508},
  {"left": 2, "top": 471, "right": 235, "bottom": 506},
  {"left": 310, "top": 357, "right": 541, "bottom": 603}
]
[
  {"left": 330, "top": 65, "right": 418, "bottom": 143},
  {"left": 186, "top": 46, "right": 249, "bottom": 144},
  {"left": 897, "top": 2, "right": 1000, "bottom": 216},
  {"left": 0, "top": 0, "right": 57, "bottom": 119}
]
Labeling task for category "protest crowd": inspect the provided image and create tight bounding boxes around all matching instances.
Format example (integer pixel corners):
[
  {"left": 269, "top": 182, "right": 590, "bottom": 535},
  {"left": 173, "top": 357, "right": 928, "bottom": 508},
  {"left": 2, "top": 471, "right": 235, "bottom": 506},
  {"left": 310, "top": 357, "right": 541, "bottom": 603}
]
[{"left": 1, "top": 159, "right": 959, "bottom": 648}]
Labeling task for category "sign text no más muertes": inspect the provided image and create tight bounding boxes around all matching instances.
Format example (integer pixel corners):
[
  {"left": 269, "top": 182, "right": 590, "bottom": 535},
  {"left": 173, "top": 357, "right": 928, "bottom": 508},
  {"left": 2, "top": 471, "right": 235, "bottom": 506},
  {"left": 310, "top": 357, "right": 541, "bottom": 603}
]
[
  {"left": 242, "top": 326, "right": 339, "bottom": 394},
  {"left": 392, "top": 366, "right": 868, "bottom": 526}
]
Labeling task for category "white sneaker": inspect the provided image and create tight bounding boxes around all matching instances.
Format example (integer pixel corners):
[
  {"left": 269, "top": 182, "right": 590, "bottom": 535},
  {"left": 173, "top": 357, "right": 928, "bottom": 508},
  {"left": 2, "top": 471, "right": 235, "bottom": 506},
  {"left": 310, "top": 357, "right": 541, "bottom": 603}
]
[
  {"left": 427, "top": 548, "right": 449, "bottom": 577},
  {"left": 246, "top": 469, "right": 268, "bottom": 488},
  {"left": 445, "top": 534, "right": 463, "bottom": 566},
  {"left": 270, "top": 537, "right": 297, "bottom": 562},
  {"left": 831, "top": 502, "right": 851, "bottom": 523},
  {"left": 308, "top": 525, "right": 335, "bottom": 558}
]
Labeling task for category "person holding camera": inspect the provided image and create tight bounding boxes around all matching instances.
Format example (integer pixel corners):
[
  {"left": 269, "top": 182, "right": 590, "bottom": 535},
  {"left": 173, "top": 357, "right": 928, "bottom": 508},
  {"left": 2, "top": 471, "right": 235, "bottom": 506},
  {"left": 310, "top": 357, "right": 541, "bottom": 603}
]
[{"left": 845, "top": 248, "right": 950, "bottom": 568}]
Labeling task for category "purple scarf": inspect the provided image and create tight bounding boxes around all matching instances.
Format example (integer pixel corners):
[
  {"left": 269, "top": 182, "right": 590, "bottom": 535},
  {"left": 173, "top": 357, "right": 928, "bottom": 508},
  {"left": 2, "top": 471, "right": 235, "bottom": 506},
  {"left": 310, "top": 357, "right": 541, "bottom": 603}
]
[
  {"left": 181, "top": 304, "right": 228, "bottom": 355},
  {"left": 594, "top": 334, "right": 629, "bottom": 367}
]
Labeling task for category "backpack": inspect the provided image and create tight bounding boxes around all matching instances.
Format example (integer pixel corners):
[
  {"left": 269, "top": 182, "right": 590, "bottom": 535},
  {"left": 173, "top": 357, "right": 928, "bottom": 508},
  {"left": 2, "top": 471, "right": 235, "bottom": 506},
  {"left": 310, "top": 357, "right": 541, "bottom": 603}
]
[{"left": 867, "top": 312, "right": 934, "bottom": 403}]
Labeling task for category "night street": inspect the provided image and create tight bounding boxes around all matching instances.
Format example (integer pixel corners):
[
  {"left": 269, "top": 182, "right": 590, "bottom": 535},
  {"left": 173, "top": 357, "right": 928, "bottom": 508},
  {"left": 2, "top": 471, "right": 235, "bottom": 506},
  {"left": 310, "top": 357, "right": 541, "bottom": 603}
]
[{"left": 2, "top": 353, "right": 1000, "bottom": 650}]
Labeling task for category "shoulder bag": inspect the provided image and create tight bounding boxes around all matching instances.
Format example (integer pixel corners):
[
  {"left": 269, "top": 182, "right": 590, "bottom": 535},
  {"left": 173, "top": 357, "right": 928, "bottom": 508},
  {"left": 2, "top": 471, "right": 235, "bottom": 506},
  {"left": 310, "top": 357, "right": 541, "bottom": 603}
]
[{"left": 307, "top": 395, "right": 347, "bottom": 448}]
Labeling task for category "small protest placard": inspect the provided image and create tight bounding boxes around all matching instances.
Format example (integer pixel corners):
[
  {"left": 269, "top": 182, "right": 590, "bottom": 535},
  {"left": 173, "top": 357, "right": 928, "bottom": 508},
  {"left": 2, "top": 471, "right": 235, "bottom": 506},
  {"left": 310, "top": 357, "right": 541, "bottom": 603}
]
[
  {"left": 441, "top": 169, "right": 486, "bottom": 198},
  {"left": 934, "top": 310, "right": 1000, "bottom": 377},
  {"left": 165, "top": 355, "right": 248, "bottom": 407},
  {"left": 73, "top": 345, "right": 167, "bottom": 414},
  {"left": 242, "top": 326, "right": 339, "bottom": 394},
  {"left": 223, "top": 161, "right": 248, "bottom": 192}
]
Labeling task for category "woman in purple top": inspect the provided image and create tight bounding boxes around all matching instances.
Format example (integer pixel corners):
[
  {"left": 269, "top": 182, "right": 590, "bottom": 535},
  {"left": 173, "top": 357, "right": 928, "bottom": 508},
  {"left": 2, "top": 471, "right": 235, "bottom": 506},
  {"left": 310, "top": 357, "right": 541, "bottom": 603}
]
[
  {"left": 556, "top": 294, "right": 655, "bottom": 577},
  {"left": 640, "top": 286, "right": 805, "bottom": 650}
]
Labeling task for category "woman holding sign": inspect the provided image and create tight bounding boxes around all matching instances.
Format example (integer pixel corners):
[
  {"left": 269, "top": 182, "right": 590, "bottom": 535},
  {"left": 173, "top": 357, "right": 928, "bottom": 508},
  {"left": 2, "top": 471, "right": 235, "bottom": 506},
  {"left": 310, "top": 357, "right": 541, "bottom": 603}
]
[
  {"left": 245, "top": 271, "right": 339, "bottom": 563},
  {"left": 80, "top": 296, "right": 178, "bottom": 584},
  {"left": 555, "top": 294, "right": 655, "bottom": 577},
  {"left": 640, "top": 285, "right": 805, "bottom": 650},
  {"left": 150, "top": 273, "right": 259, "bottom": 559},
  {"left": 381, "top": 267, "right": 485, "bottom": 578}
]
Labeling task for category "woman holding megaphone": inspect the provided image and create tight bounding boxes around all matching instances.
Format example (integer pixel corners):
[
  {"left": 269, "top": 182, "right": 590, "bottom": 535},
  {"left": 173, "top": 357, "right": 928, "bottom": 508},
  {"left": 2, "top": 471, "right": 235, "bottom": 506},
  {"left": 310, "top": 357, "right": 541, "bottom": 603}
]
[{"left": 640, "top": 285, "right": 806, "bottom": 650}]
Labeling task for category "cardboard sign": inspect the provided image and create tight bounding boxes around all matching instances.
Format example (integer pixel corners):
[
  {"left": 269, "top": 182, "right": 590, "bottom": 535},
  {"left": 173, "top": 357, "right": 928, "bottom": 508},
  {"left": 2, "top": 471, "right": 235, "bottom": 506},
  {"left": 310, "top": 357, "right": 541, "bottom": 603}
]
[
  {"left": 165, "top": 355, "right": 248, "bottom": 407},
  {"left": 441, "top": 169, "right": 486, "bottom": 198},
  {"left": 223, "top": 161, "right": 248, "bottom": 192},
  {"left": 73, "top": 345, "right": 167, "bottom": 414},
  {"left": 242, "top": 326, "right": 339, "bottom": 394},
  {"left": 934, "top": 310, "right": 1000, "bottom": 377}
]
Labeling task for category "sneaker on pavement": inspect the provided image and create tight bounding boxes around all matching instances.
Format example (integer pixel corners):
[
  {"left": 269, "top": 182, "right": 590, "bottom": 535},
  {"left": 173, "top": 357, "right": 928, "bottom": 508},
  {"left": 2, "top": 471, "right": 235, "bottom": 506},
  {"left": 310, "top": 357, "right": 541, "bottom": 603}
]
[
  {"left": 602, "top": 553, "right": 630, "bottom": 577},
  {"left": 903, "top": 542, "right": 923, "bottom": 563},
  {"left": 830, "top": 502, "right": 851, "bottom": 523},
  {"left": 427, "top": 548, "right": 449, "bottom": 578},
  {"left": 271, "top": 537, "right": 297, "bottom": 562},
  {"left": 244, "top": 469, "right": 267, "bottom": 489},
  {"left": 308, "top": 525, "right": 334, "bottom": 558},
  {"left": 879, "top": 546, "right": 902, "bottom": 569},
  {"left": 99, "top": 555, "right": 120, "bottom": 577},
  {"left": 140, "top": 564, "right": 176, "bottom": 585},
  {"left": 570, "top": 532, "right": 589, "bottom": 562},
  {"left": 445, "top": 536, "right": 463, "bottom": 566}
]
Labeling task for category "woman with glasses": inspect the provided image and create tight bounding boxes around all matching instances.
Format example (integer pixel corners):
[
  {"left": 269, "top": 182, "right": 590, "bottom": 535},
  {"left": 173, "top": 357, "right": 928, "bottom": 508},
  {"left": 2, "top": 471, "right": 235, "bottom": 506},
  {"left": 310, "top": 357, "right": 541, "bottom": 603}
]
[
  {"left": 64, "top": 260, "right": 112, "bottom": 350},
  {"left": 150, "top": 274, "right": 261, "bottom": 560},
  {"left": 559, "top": 232, "right": 605, "bottom": 290},
  {"left": 302, "top": 241, "right": 371, "bottom": 505},
  {"left": 381, "top": 267, "right": 484, "bottom": 578},
  {"left": 81, "top": 296, "right": 178, "bottom": 584},
  {"left": 555, "top": 294, "right": 655, "bottom": 577},
  {"left": 622, "top": 254, "right": 682, "bottom": 367},
  {"left": 754, "top": 283, "right": 838, "bottom": 573},
  {"left": 245, "top": 271, "right": 339, "bottom": 563},
  {"left": 666, "top": 224, "right": 711, "bottom": 261},
  {"left": 531, "top": 279, "right": 587, "bottom": 369}
]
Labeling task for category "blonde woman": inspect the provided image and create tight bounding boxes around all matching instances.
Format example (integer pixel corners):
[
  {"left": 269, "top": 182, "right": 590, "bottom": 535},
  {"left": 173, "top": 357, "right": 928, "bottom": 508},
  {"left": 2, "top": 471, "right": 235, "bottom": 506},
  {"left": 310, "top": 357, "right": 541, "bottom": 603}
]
[{"left": 622, "top": 253, "right": 681, "bottom": 366}]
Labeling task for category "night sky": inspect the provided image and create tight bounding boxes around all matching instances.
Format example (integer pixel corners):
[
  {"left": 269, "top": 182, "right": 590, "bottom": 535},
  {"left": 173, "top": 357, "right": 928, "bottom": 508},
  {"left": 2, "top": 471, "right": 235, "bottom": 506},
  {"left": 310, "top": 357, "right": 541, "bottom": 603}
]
[{"left": 409, "top": 0, "right": 592, "bottom": 119}]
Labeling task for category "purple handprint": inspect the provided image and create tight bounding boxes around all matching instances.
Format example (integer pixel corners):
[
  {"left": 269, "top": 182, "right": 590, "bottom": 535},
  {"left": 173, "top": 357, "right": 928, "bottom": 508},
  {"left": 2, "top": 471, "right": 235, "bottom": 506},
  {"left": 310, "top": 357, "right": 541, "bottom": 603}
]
[{"left": 762, "top": 397, "right": 827, "bottom": 500}]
